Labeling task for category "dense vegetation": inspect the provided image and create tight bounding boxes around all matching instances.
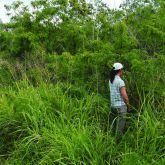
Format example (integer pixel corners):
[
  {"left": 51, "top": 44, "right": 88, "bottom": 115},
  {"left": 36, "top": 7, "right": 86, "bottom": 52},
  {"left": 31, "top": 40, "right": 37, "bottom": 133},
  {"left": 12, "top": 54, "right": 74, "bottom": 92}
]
[{"left": 0, "top": 0, "right": 165, "bottom": 164}]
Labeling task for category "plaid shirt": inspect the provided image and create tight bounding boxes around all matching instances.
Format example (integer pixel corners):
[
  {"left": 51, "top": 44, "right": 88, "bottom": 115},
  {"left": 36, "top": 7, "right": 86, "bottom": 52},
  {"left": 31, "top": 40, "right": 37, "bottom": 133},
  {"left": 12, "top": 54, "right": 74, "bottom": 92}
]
[{"left": 109, "top": 75, "right": 125, "bottom": 107}]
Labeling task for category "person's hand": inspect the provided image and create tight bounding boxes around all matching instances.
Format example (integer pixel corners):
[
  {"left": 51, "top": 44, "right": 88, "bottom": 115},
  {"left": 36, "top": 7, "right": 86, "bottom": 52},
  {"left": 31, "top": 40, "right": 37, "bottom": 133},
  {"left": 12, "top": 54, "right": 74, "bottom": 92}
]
[{"left": 127, "top": 103, "right": 131, "bottom": 112}]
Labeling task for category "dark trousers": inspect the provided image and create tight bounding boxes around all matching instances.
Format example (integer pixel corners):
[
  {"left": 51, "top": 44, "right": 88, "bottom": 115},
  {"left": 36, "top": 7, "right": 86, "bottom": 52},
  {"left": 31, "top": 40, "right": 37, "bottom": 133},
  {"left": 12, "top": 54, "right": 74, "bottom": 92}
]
[{"left": 109, "top": 105, "right": 127, "bottom": 136}]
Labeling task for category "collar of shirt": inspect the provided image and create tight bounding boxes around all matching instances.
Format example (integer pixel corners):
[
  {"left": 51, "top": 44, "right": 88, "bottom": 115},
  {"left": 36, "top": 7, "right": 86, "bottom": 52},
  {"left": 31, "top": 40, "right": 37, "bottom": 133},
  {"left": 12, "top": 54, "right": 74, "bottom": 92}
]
[{"left": 115, "top": 75, "right": 120, "bottom": 79}]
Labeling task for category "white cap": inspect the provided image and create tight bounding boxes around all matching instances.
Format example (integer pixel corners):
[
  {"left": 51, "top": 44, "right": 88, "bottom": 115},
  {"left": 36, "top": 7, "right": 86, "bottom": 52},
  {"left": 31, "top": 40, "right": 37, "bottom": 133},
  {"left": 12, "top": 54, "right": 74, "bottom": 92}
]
[{"left": 113, "top": 62, "right": 123, "bottom": 70}]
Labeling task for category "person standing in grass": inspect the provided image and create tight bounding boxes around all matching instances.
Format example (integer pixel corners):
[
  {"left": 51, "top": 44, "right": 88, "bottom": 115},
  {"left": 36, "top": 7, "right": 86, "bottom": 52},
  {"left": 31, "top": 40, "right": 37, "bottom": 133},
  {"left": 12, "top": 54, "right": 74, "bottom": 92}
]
[{"left": 109, "top": 62, "right": 129, "bottom": 136}]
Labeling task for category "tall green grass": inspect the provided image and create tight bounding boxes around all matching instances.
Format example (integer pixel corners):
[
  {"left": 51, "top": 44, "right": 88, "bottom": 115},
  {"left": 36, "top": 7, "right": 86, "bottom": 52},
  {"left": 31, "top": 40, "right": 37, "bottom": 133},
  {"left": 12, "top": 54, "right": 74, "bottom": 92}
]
[
  {"left": 0, "top": 52, "right": 165, "bottom": 164},
  {"left": 0, "top": 78, "right": 164, "bottom": 164}
]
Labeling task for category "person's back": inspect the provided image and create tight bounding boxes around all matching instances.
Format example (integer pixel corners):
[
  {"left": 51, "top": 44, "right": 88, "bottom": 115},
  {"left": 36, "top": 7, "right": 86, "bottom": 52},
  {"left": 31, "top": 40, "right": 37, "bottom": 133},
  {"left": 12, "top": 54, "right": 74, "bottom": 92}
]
[{"left": 109, "top": 75, "right": 125, "bottom": 108}]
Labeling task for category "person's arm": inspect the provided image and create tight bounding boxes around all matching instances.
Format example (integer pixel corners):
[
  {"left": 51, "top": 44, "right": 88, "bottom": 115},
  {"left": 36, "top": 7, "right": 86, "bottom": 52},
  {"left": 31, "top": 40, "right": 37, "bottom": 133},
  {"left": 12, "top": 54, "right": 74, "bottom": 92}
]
[{"left": 120, "top": 86, "right": 129, "bottom": 104}]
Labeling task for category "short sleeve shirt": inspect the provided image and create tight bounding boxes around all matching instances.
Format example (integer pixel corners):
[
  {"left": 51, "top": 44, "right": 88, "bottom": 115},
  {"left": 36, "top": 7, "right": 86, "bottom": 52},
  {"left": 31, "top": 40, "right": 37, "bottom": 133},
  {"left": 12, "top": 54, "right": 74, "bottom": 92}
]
[{"left": 109, "top": 75, "right": 125, "bottom": 107}]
